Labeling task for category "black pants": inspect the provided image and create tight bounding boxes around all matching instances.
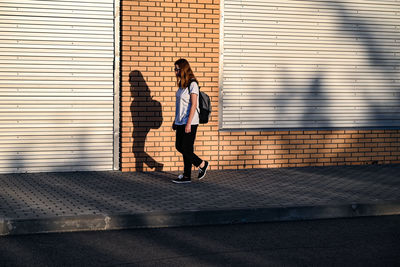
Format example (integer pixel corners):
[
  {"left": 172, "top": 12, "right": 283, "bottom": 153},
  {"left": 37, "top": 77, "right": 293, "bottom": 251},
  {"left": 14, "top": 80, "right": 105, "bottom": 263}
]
[{"left": 175, "top": 125, "right": 203, "bottom": 178}]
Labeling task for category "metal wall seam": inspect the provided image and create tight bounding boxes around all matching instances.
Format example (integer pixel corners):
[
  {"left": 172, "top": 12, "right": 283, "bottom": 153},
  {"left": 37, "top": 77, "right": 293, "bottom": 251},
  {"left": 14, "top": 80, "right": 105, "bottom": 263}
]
[
  {"left": 219, "top": 0, "right": 225, "bottom": 130},
  {"left": 113, "top": 0, "right": 120, "bottom": 171}
]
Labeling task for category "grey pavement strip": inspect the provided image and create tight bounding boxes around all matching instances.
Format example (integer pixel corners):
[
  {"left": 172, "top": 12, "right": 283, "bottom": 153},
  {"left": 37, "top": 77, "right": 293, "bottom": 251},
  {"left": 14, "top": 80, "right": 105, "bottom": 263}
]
[
  {"left": 0, "top": 164, "right": 399, "bottom": 235},
  {"left": 1, "top": 203, "right": 400, "bottom": 236}
]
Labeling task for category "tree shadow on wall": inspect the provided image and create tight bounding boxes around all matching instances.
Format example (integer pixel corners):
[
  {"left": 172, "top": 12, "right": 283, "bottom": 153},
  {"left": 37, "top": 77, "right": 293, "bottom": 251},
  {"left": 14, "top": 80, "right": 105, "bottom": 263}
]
[
  {"left": 332, "top": 1, "right": 400, "bottom": 123},
  {"left": 130, "top": 71, "right": 164, "bottom": 172}
]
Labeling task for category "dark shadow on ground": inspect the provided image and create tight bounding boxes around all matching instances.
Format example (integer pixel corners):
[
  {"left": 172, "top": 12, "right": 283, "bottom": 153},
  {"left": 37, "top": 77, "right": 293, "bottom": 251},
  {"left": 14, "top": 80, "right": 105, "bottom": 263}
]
[
  {"left": 1, "top": 215, "right": 400, "bottom": 266},
  {"left": 1, "top": 165, "right": 400, "bottom": 265}
]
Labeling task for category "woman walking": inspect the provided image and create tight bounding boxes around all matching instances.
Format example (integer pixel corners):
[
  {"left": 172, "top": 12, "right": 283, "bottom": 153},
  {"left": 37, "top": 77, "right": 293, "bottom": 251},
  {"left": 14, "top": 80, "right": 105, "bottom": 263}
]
[{"left": 172, "top": 59, "right": 209, "bottom": 184}]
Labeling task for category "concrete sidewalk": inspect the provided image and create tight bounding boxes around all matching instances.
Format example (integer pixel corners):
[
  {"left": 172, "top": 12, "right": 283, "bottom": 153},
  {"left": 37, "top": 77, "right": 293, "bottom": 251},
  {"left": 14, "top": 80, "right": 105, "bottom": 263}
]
[{"left": 0, "top": 164, "right": 399, "bottom": 236}]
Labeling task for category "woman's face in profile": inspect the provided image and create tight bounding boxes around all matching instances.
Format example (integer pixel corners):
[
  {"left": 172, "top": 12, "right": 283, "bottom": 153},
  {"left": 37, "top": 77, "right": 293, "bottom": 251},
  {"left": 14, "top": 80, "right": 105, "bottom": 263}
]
[{"left": 174, "top": 64, "right": 181, "bottom": 78}]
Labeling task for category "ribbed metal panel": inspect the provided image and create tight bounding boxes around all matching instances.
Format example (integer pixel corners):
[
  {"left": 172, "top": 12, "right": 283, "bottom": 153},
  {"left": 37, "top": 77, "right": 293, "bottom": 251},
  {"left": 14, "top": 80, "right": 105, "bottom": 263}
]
[
  {"left": 220, "top": 0, "right": 400, "bottom": 130},
  {"left": 0, "top": 0, "right": 115, "bottom": 173}
]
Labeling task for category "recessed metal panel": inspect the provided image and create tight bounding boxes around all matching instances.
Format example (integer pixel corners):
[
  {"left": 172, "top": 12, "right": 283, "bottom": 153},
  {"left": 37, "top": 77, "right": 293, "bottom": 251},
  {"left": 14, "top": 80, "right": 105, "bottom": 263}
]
[
  {"left": 0, "top": 0, "right": 115, "bottom": 172},
  {"left": 220, "top": 0, "right": 400, "bottom": 130}
]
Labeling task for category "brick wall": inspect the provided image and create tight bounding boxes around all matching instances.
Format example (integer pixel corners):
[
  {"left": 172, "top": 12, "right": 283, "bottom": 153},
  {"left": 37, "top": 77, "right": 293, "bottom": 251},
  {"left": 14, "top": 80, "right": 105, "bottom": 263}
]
[
  {"left": 217, "top": 130, "right": 400, "bottom": 169},
  {"left": 121, "top": 0, "right": 220, "bottom": 172},
  {"left": 120, "top": 0, "right": 400, "bottom": 172}
]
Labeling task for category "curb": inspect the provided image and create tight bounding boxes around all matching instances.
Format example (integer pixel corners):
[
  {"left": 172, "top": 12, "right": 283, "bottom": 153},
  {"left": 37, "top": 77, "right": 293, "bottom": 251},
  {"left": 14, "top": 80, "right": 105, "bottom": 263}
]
[{"left": 1, "top": 202, "right": 400, "bottom": 236}]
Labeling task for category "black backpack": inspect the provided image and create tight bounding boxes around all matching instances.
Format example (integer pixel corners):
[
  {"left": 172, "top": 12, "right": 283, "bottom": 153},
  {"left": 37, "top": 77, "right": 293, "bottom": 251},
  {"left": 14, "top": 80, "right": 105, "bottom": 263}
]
[{"left": 188, "top": 80, "right": 211, "bottom": 124}]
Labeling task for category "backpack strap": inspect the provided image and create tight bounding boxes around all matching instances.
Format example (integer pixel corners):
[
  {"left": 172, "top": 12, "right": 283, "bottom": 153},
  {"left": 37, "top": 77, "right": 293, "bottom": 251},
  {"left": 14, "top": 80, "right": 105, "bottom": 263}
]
[{"left": 187, "top": 79, "right": 200, "bottom": 91}]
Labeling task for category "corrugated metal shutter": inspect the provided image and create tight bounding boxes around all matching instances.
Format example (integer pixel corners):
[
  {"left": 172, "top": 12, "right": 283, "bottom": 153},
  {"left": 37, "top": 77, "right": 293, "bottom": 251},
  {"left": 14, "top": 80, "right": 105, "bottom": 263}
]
[
  {"left": 220, "top": 0, "right": 400, "bottom": 130},
  {"left": 0, "top": 0, "right": 115, "bottom": 173}
]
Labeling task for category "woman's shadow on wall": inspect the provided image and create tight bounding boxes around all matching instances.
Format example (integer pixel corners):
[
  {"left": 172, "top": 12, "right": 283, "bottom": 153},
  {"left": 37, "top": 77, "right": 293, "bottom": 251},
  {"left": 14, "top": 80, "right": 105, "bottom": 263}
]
[{"left": 130, "top": 71, "right": 164, "bottom": 172}]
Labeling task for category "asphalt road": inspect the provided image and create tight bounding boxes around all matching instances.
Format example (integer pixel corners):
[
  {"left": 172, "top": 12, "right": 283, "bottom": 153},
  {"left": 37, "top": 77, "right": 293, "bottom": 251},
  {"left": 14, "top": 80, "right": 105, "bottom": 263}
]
[{"left": 0, "top": 216, "right": 399, "bottom": 267}]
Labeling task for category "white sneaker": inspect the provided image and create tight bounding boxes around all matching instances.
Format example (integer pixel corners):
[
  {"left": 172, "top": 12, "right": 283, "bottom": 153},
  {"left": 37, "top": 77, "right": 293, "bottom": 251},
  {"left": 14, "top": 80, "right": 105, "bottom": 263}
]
[{"left": 172, "top": 175, "right": 191, "bottom": 184}]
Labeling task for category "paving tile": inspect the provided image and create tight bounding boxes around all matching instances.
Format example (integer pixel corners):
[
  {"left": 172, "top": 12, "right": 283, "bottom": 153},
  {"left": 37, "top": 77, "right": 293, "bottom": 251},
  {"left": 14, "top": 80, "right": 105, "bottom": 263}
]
[{"left": 0, "top": 164, "right": 399, "bottom": 221}]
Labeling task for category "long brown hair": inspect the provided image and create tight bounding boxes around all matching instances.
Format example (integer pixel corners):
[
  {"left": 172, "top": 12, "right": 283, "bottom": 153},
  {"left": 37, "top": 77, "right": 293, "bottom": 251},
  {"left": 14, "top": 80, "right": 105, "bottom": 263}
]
[{"left": 174, "top": 58, "right": 197, "bottom": 88}]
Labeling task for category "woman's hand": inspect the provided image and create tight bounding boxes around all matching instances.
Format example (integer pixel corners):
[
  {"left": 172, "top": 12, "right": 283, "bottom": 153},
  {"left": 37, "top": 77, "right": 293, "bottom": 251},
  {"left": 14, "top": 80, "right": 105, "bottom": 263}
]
[
  {"left": 185, "top": 124, "right": 191, "bottom": 133},
  {"left": 172, "top": 122, "right": 177, "bottom": 130}
]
